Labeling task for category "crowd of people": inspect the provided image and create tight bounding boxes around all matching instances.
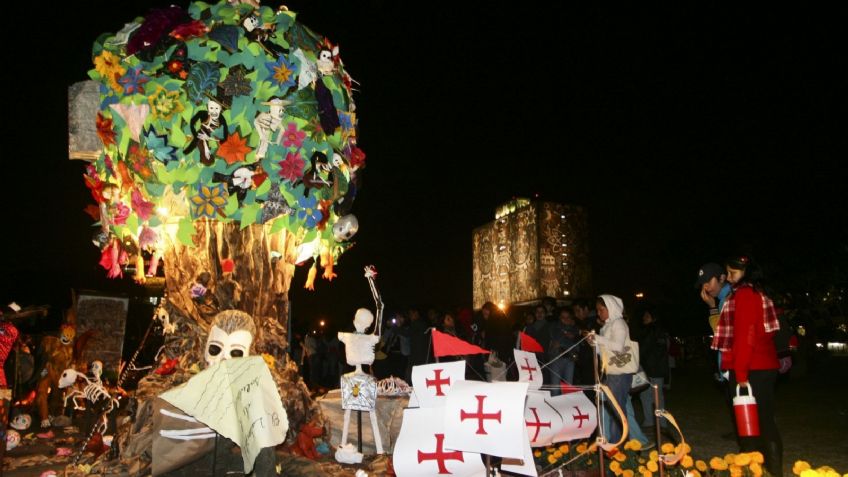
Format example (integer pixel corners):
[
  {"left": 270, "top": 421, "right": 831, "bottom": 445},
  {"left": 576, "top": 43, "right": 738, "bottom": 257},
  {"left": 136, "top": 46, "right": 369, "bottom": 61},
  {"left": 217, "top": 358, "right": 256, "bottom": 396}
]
[{"left": 290, "top": 255, "right": 791, "bottom": 475}]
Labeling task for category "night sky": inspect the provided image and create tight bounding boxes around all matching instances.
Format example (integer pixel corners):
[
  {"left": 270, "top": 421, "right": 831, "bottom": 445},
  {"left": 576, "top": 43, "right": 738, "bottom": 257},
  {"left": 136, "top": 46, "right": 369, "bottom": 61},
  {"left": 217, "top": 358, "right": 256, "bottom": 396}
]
[{"left": 2, "top": 2, "right": 845, "bottom": 336}]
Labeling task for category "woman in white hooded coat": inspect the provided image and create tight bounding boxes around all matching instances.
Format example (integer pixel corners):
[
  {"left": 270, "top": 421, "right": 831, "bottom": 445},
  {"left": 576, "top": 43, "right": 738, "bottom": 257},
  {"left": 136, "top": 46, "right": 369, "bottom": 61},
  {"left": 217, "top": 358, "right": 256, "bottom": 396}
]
[{"left": 587, "top": 294, "right": 633, "bottom": 444}]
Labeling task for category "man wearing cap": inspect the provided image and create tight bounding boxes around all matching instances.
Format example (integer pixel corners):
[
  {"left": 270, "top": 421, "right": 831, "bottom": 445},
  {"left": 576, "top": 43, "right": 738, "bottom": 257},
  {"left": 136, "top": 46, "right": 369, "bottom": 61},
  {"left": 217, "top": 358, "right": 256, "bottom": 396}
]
[{"left": 696, "top": 263, "right": 732, "bottom": 335}]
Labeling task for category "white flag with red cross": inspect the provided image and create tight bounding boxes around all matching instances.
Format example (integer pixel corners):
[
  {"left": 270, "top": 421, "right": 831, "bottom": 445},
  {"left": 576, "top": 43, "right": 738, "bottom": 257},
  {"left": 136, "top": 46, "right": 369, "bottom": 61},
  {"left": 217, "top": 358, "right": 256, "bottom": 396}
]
[
  {"left": 443, "top": 380, "right": 529, "bottom": 459},
  {"left": 394, "top": 407, "right": 486, "bottom": 477},
  {"left": 501, "top": 426, "right": 539, "bottom": 477},
  {"left": 524, "top": 390, "right": 563, "bottom": 447},
  {"left": 411, "top": 361, "right": 466, "bottom": 408},
  {"left": 514, "top": 349, "right": 542, "bottom": 390},
  {"left": 548, "top": 390, "right": 597, "bottom": 442}
]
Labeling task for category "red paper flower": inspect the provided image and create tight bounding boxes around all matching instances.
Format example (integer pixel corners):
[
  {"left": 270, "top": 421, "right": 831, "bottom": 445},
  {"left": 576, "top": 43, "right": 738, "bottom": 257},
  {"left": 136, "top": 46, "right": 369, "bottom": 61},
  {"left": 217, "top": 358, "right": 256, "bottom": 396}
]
[
  {"left": 278, "top": 151, "right": 305, "bottom": 182},
  {"left": 283, "top": 122, "right": 306, "bottom": 148},
  {"left": 84, "top": 174, "right": 105, "bottom": 203},
  {"left": 83, "top": 204, "right": 101, "bottom": 220},
  {"left": 170, "top": 20, "right": 208, "bottom": 41},
  {"left": 349, "top": 146, "right": 366, "bottom": 169},
  {"left": 132, "top": 189, "right": 155, "bottom": 220},
  {"left": 217, "top": 131, "right": 252, "bottom": 165},
  {"left": 112, "top": 202, "right": 130, "bottom": 225},
  {"left": 96, "top": 112, "right": 116, "bottom": 146}
]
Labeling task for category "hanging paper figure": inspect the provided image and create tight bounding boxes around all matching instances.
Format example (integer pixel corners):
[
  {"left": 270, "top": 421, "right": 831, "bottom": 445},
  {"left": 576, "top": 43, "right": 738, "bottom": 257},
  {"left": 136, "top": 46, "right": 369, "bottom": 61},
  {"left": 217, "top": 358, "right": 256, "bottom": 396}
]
[
  {"left": 299, "top": 151, "right": 332, "bottom": 196},
  {"left": 292, "top": 48, "right": 318, "bottom": 89},
  {"left": 242, "top": 13, "right": 288, "bottom": 57},
  {"left": 184, "top": 98, "right": 229, "bottom": 166},
  {"left": 316, "top": 44, "right": 339, "bottom": 76},
  {"left": 253, "top": 98, "right": 290, "bottom": 159},
  {"left": 314, "top": 79, "right": 340, "bottom": 135}
]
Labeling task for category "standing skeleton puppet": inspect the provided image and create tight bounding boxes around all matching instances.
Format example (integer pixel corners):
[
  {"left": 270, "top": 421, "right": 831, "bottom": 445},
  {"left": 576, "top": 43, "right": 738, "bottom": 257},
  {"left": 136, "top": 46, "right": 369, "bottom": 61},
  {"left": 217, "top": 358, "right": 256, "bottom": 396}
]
[{"left": 337, "top": 266, "right": 384, "bottom": 457}]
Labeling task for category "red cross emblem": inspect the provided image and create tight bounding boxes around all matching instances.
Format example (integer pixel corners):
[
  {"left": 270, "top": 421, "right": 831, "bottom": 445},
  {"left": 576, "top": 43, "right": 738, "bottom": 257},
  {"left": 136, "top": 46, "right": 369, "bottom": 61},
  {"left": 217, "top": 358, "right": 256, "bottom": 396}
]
[
  {"left": 460, "top": 395, "right": 502, "bottom": 435},
  {"left": 573, "top": 406, "right": 589, "bottom": 428},
  {"left": 525, "top": 407, "right": 552, "bottom": 441},
  {"left": 520, "top": 357, "right": 538, "bottom": 381},
  {"left": 418, "top": 433, "right": 464, "bottom": 474},
  {"left": 425, "top": 368, "right": 451, "bottom": 396}
]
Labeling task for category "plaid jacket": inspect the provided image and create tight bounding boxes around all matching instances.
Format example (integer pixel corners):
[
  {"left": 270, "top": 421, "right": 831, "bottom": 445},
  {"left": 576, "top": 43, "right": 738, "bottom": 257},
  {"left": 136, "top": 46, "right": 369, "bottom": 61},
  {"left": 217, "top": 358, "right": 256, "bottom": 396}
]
[{"left": 711, "top": 284, "right": 780, "bottom": 352}]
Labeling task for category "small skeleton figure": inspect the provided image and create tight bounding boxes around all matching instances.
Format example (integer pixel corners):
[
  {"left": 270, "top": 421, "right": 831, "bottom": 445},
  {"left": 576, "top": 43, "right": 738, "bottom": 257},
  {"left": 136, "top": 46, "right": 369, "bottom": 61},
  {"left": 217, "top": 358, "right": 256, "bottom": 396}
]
[
  {"left": 184, "top": 99, "right": 229, "bottom": 165},
  {"left": 336, "top": 266, "right": 386, "bottom": 457},
  {"left": 316, "top": 44, "right": 339, "bottom": 76},
  {"left": 253, "top": 98, "right": 290, "bottom": 159},
  {"left": 58, "top": 368, "right": 116, "bottom": 412}
]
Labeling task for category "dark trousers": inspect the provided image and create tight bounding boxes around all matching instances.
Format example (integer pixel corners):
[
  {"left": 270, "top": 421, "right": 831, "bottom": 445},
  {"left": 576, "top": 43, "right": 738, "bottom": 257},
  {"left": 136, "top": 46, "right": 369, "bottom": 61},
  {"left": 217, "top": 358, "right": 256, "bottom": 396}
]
[{"left": 730, "top": 370, "right": 783, "bottom": 476}]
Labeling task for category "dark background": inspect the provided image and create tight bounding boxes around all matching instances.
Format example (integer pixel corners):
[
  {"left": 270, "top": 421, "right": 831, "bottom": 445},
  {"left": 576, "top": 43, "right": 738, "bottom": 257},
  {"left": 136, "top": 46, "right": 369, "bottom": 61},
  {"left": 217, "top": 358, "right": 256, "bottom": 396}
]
[{"left": 2, "top": 2, "right": 845, "bottom": 338}]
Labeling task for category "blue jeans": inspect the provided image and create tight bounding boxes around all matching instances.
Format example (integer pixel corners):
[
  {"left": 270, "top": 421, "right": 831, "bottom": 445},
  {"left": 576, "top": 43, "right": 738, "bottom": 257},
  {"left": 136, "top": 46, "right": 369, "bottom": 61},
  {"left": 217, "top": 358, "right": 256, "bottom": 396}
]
[
  {"left": 548, "top": 358, "right": 576, "bottom": 395},
  {"left": 638, "top": 377, "right": 665, "bottom": 427},
  {"left": 603, "top": 373, "right": 632, "bottom": 443},
  {"left": 602, "top": 394, "right": 649, "bottom": 445}
]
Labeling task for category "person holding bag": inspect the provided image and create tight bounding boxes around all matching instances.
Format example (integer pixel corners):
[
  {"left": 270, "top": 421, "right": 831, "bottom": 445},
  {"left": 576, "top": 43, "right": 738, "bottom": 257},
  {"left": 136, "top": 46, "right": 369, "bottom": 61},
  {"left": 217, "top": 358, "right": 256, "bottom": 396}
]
[{"left": 587, "top": 294, "right": 636, "bottom": 444}]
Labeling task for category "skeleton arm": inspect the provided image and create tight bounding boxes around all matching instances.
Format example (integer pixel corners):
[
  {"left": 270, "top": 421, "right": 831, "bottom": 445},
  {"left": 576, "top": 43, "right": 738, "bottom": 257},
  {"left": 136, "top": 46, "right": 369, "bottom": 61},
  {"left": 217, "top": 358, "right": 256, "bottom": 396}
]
[{"left": 364, "top": 265, "right": 384, "bottom": 336}]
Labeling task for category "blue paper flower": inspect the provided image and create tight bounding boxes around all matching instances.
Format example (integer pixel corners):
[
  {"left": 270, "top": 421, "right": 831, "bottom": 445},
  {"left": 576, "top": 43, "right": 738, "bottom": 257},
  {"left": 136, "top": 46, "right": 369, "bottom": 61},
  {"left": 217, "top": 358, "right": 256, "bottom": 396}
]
[
  {"left": 142, "top": 127, "right": 178, "bottom": 164},
  {"left": 264, "top": 56, "right": 299, "bottom": 91},
  {"left": 296, "top": 196, "right": 323, "bottom": 228},
  {"left": 118, "top": 66, "right": 151, "bottom": 96}
]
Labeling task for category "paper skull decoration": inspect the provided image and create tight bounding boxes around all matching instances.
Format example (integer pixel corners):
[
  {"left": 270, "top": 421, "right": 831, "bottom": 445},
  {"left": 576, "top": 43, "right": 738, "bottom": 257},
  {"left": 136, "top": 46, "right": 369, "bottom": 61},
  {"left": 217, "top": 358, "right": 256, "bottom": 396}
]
[
  {"left": 332, "top": 214, "right": 359, "bottom": 242},
  {"left": 90, "top": 360, "right": 104, "bottom": 381},
  {"left": 5, "top": 429, "right": 20, "bottom": 450},
  {"left": 205, "top": 310, "right": 256, "bottom": 367},
  {"left": 10, "top": 413, "right": 32, "bottom": 431}
]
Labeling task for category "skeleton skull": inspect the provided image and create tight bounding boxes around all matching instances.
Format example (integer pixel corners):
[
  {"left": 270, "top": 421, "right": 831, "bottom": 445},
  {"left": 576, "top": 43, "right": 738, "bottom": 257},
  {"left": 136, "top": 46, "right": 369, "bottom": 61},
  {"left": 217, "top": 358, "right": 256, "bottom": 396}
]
[
  {"left": 10, "top": 413, "right": 31, "bottom": 431},
  {"left": 90, "top": 360, "right": 104, "bottom": 381},
  {"left": 204, "top": 310, "right": 256, "bottom": 367},
  {"left": 207, "top": 100, "right": 222, "bottom": 120},
  {"left": 58, "top": 369, "right": 78, "bottom": 389},
  {"left": 333, "top": 214, "right": 359, "bottom": 242},
  {"left": 5, "top": 429, "right": 20, "bottom": 451},
  {"left": 242, "top": 15, "right": 260, "bottom": 32},
  {"left": 353, "top": 308, "right": 374, "bottom": 333}
]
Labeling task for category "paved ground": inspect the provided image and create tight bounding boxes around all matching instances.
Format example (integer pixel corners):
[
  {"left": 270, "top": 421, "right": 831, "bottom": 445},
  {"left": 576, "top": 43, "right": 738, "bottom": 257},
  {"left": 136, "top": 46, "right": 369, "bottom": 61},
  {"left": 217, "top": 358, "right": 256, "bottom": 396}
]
[{"left": 645, "top": 354, "right": 848, "bottom": 475}]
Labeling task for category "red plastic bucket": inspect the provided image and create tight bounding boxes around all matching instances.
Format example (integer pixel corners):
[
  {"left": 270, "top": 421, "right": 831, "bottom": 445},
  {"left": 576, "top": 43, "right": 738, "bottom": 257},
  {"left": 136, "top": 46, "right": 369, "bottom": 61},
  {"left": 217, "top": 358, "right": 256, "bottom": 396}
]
[{"left": 733, "top": 384, "right": 760, "bottom": 437}]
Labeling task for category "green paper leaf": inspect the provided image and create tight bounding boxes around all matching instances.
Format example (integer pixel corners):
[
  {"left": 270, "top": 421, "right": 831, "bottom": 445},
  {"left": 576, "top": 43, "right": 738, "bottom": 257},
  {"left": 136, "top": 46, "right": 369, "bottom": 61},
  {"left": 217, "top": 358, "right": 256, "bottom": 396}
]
[
  {"left": 255, "top": 178, "right": 271, "bottom": 197},
  {"left": 148, "top": 216, "right": 162, "bottom": 227},
  {"left": 145, "top": 182, "right": 166, "bottom": 197},
  {"left": 224, "top": 195, "right": 239, "bottom": 216},
  {"left": 240, "top": 203, "right": 260, "bottom": 228},
  {"left": 177, "top": 217, "right": 196, "bottom": 246},
  {"left": 270, "top": 215, "right": 288, "bottom": 234},
  {"left": 126, "top": 213, "right": 139, "bottom": 233}
]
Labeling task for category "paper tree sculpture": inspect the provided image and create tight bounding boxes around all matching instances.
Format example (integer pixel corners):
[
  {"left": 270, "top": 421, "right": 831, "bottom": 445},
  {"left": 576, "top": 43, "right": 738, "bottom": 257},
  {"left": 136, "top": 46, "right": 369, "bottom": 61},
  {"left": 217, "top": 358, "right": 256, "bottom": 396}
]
[{"left": 77, "top": 1, "right": 365, "bottom": 330}]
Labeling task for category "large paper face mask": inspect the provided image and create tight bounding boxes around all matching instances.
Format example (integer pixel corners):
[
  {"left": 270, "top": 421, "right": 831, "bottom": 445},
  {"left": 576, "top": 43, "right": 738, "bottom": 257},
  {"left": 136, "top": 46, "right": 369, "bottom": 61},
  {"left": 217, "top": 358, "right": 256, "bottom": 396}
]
[{"left": 205, "top": 325, "right": 253, "bottom": 367}]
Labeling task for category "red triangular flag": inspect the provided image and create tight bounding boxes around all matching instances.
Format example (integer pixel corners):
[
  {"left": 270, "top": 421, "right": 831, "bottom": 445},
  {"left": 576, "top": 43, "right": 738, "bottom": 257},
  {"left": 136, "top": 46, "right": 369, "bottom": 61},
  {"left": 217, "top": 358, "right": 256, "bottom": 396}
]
[
  {"left": 519, "top": 331, "right": 544, "bottom": 353},
  {"left": 559, "top": 380, "right": 581, "bottom": 395},
  {"left": 431, "top": 329, "right": 490, "bottom": 358}
]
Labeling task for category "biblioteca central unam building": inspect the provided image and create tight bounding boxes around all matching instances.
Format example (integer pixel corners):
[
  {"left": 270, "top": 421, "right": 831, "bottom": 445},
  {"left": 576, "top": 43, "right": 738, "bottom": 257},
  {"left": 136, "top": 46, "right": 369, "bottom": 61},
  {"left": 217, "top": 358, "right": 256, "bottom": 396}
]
[{"left": 472, "top": 198, "right": 591, "bottom": 310}]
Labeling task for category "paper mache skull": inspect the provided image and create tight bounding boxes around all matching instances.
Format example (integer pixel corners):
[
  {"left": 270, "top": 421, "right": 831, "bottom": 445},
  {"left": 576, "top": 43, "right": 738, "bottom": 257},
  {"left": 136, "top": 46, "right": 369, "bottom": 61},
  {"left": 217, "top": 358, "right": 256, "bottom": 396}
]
[
  {"left": 204, "top": 310, "right": 256, "bottom": 367},
  {"left": 10, "top": 413, "right": 32, "bottom": 431},
  {"left": 5, "top": 429, "right": 20, "bottom": 450},
  {"left": 332, "top": 214, "right": 359, "bottom": 242},
  {"left": 90, "top": 360, "right": 104, "bottom": 381}
]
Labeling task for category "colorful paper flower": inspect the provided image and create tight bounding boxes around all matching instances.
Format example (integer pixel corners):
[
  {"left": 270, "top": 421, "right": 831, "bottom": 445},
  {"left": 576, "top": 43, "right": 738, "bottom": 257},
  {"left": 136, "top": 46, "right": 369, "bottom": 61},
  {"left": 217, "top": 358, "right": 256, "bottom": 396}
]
[
  {"left": 232, "top": 167, "right": 254, "bottom": 189},
  {"left": 93, "top": 50, "right": 126, "bottom": 91},
  {"left": 349, "top": 146, "right": 366, "bottom": 169},
  {"left": 138, "top": 226, "right": 159, "bottom": 250},
  {"left": 220, "top": 66, "right": 252, "bottom": 97},
  {"left": 96, "top": 113, "right": 116, "bottom": 146},
  {"left": 147, "top": 85, "right": 185, "bottom": 121},
  {"left": 296, "top": 196, "right": 323, "bottom": 228},
  {"left": 282, "top": 122, "right": 306, "bottom": 148},
  {"left": 143, "top": 127, "right": 178, "bottom": 164},
  {"left": 132, "top": 189, "right": 155, "bottom": 220},
  {"left": 265, "top": 56, "right": 299, "bottom": 91},
  {"left": 190, "top": 184, "right": 228, "bottom": 219},
  {"left": 112, "top": 202, "right": 130, "bottom": 225},
  {"left": 216, "top": 131, "right": 251, "bottom": 165},
  {"left": 169, "top": 19, "right": 208, "bottom": 41},
  {"left": 117, "top": 67, "right": 151, "bottom": 96},
  {"left": 278, "top": 151, "right": 305, "bottom": 182},
  {"left": 126, "top": 143, "right": 156, "bottom": 181}
]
